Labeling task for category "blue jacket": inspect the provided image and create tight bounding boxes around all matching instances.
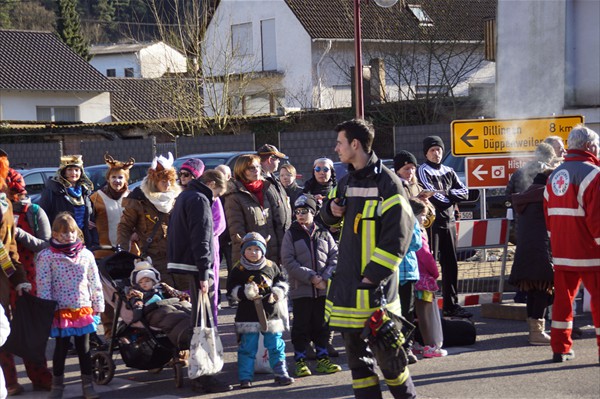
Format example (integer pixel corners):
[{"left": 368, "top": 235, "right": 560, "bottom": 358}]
[
  {"left": 167, "top": 179, "right": 214, "bottom": 281},
  {"left": 399, "top": 220, "right": 422, "bottom": 284}
]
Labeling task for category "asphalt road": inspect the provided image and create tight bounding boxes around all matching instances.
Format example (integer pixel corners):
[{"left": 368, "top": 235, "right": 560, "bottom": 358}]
[{"left": 16, "top": 295, "right": 600, "bottom": 399}]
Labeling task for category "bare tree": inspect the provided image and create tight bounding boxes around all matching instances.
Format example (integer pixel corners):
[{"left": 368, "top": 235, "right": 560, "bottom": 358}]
[
  {"left": 144, "top": 0, "right": 278, "bottom": 134},
  {"left": 325, "top": 0, "right": 492, "bottom": 124}
]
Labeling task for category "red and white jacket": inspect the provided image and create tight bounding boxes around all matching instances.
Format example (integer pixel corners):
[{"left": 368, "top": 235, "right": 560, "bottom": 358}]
[{"left": 544, "top": 149, "right": 600, "bottom": 272}]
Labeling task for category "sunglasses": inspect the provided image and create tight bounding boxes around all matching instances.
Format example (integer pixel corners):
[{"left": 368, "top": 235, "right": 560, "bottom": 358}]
[
  {"left": 294, "top": 208, "right": 310, "bottom": 215},
  {"left": 179, "top": 171, "right": 191, "bottom": 178},
  {"left": 314, "top": 166, "right": 330, "bottom": 173}
]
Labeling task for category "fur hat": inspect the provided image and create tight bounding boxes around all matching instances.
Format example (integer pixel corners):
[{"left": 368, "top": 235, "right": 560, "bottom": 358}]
[
  {"left": 59, "top": 155, "right": 84, "bottom": 170},
  {"left": 147, "top": 152, "right": 176, "bottom": 185},
  {"left": 6, "top": 168, "right": 26, "bottom": 196},
  {"left": 241, "top": 232, "right": 268, "bottom": 256},
  {"left": 180, "top": 158, "right": 205, "bottom": 179},
  {"left": 130, "top": 257, "right": 160, "bottom": 285},
  {"left": 104, "top": 153, "right": 135, "bottom": 181},
  {"left": 57, "top": 155, "right": 93, "bottom": 189},
  {"left": 422, "top": 136, "right": 445, "bottom": 155},
  {"left": 393, "top": 150, "right": 418, "bottom": 172},
  {"left": 294, "top": 194, "right": 317, "bottom": 214}
]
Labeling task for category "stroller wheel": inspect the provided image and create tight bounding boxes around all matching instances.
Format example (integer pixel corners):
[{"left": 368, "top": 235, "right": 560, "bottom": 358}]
[
  {"left": 174, "top": 362, "right": 184, "bottom": 388},
  {"left": 91, "top": 352, "right": 115, "bottom": 385}
]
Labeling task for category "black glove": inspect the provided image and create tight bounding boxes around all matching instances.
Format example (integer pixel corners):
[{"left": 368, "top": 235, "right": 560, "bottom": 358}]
[{"left": 131, "top": 306, "right": 143, "bottom": 323}]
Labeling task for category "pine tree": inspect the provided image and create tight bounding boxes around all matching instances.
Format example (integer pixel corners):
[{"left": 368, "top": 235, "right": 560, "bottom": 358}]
[{"left": 55, "top": 0, "right": 90, "bottom": 60}]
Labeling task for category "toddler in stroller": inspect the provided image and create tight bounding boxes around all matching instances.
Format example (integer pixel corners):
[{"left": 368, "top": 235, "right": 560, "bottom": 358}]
[
  {"left": 93, "top": 251, "right": 191, "bottom": 388},
  {"left": 126, "top": 257, "right": 193, "bottom": 350}
]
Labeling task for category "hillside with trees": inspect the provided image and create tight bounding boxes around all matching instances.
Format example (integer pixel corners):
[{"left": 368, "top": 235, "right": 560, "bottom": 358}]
[{"left": 0, "top": 0, "right": 213, "bottom": 45}]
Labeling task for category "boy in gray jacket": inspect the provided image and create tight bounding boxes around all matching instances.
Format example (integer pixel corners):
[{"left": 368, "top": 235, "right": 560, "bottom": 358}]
[{"left": 281, "top": 194, "right": 341, "bottom": 377}]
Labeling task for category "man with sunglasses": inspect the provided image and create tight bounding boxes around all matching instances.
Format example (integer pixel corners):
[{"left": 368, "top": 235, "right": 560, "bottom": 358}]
[
  {"left": 320, "top": 119, "right": 416, "bottom": 399},
  {"left": 257, "top": 144, "right": 292, "bottom": 245}
]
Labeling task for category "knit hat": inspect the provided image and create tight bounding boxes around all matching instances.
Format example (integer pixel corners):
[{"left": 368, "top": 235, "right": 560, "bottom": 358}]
[
  {"left": 393, "top": 151, "right": 418, "bottom": 172},
  {"left": 257, "top": 144, "right": 288, "bottom": 159},
  {"left": 422, "top": 136, "right": 445, "bottom": 155},
  {"left": 180, "top": 158, "right": 205, "bottom": 179},
  {"left": 294, "top": 194, "right": 317, "bottom": 214},
  {"left": 313, "top": 157, "right": 334, "bottom": 169},
  {"left": 104, "top": 153, "right": 135, "bottom": 182},
  {"left": 6, "top": 168, "right": 26, "bottom": 196},
  {"left": 409, "top": 198, "right": 426, "bottom": 216},
  {"left": 130, "top": 257, "right": 160, "bottom": 285},
  {"left": 241, "top": 232, "right": 268, "bottom": 256}
]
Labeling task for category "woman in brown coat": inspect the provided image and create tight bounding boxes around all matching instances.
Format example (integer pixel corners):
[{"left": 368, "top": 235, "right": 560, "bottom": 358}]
[
  {"left": 117, "top": 153, "right": 182, "bottom": 288},
  {"left": 224, "top": 154, "right": 288, "bottom": 266}
]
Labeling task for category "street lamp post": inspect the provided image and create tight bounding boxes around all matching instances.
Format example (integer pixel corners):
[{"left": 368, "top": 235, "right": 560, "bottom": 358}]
[{"left": 353, "top": 0, "right": 398, "bottom": 119}]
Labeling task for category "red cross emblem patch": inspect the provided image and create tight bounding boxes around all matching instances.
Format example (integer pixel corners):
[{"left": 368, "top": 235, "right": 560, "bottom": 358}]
[{"left": 551, "top": 169, "right": 570, "bottom": 196}]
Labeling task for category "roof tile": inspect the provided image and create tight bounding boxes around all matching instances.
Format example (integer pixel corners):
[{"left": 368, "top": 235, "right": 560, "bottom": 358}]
[
  {"left": 284, "top": 0, "right": 495, "bottom": 41},
  {"left": 0, "top": 29, "right": 109, "bottom": 92}
]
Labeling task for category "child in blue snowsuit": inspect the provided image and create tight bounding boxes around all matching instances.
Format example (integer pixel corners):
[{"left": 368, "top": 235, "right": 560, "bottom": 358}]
[{"left": 228, "top": 232, "right": 293, "bottom": 389}]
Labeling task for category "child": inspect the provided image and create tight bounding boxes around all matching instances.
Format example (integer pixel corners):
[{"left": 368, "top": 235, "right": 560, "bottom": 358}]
[
  {"left": 126, "top": 257, "right": 193, "bottom": 350},
  {"left": 36, "top": 212, "right": 104, "bottom": 399},
  {"left": 411, "top": 199, "right": 447, "bottom": 358},
  {"left": 228, "top": 232, "right": 293, "bottom": 389},
  {"left": 281, "top": 194, "right": 341, "bottom": 377}
]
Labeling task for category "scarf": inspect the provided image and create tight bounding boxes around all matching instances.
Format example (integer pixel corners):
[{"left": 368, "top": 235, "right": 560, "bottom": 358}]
[
  {"left": 304, "top": 177, "right": 334, "bottom": 197},
  {"left": 65, "top": 184, "right": 85, "bottom": 206},
  {"left": 102, "top": 184, "right": 128, "bottom": 201},
  {"left": 244, "top": 180, "right": 265, "bottom": 207},
  {"left": 140, "top": 178, "right": 179, "bottom": 214},
  {"left": 240, "top": 255, "right": 267, "bottom": 271},
  {"left": 50, "top": 239, "right": 84, "bottom": 258}
]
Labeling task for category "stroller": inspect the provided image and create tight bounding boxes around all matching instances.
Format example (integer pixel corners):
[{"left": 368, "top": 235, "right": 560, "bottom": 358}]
[{"left": 91, "top": 250, "right": 186, "bottom": 388}]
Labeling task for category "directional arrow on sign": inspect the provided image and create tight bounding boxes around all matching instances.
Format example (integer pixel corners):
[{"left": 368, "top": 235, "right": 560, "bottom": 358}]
[
  {"left": 460, "top": 129, "right": 478, "bottom": 147},
  {"left": 472, "top": 164, "right": 488, "bottom": 181}
]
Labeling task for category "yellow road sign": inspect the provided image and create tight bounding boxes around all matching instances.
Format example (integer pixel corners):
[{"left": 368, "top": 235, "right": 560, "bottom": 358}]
[{"left": 451, "top": 115, "right": 584, "bottom": 156}]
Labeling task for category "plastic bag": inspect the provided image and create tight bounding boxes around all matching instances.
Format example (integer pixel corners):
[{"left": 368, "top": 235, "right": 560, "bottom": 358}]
[
  {"left": 254, "top": 334, "right": 272, "bottom": 373},
  {"left": 188, "top": 293, "right": 224, "bottom": 378}
]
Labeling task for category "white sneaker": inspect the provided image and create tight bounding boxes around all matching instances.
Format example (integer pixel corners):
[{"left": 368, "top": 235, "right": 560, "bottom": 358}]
[{"left": 423, "top": 345, "right": 448, "bottom": 358}]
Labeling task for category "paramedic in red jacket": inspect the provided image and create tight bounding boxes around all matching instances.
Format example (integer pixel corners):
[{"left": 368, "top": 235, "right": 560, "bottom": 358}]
[{"left": 543, "top": 125, "right": 600, "bottom": 363}]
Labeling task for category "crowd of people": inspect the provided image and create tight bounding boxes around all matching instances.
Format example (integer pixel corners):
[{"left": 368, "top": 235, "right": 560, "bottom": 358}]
[{"left": 0, "top": 120, "right": 598, "bottom": 399}]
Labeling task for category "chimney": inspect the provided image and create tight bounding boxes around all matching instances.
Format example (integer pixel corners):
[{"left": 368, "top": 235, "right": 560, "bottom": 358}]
[{"left": 369, "top": 58, "right": 386, "bottom": 104}]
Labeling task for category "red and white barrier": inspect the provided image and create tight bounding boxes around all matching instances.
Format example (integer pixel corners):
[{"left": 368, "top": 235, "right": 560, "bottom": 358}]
[{"left": 456, "top": 219, "right": 510, "bottom": 249}]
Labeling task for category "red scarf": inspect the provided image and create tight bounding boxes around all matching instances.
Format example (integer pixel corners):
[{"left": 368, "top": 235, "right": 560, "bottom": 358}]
[{"left": 244, "top": 180, "right": 265, "bottom": 207}]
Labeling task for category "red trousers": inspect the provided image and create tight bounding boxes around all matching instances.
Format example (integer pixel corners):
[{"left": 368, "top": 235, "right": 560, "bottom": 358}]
[{"left": 551, "top": 269, "right": 600, "bottom": 355}]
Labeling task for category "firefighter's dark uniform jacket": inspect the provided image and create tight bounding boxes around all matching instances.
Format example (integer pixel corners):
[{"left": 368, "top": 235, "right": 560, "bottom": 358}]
[{"left": 320, "top": 152, "right": 414, "bottom": 331}]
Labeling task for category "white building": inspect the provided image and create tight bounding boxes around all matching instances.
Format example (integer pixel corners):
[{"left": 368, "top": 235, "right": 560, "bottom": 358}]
[
  {"left": 496, "top": 0, "right": 600, "bottom": 130},
  {"left": 0, "top": 29, "right": 111, "bottom": 123},
  {"left": 202, "top": 0, "right": 496, "bottom": 116},
  {"left": 90, "top": 41, "right": 188, "bottom": 79}
]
